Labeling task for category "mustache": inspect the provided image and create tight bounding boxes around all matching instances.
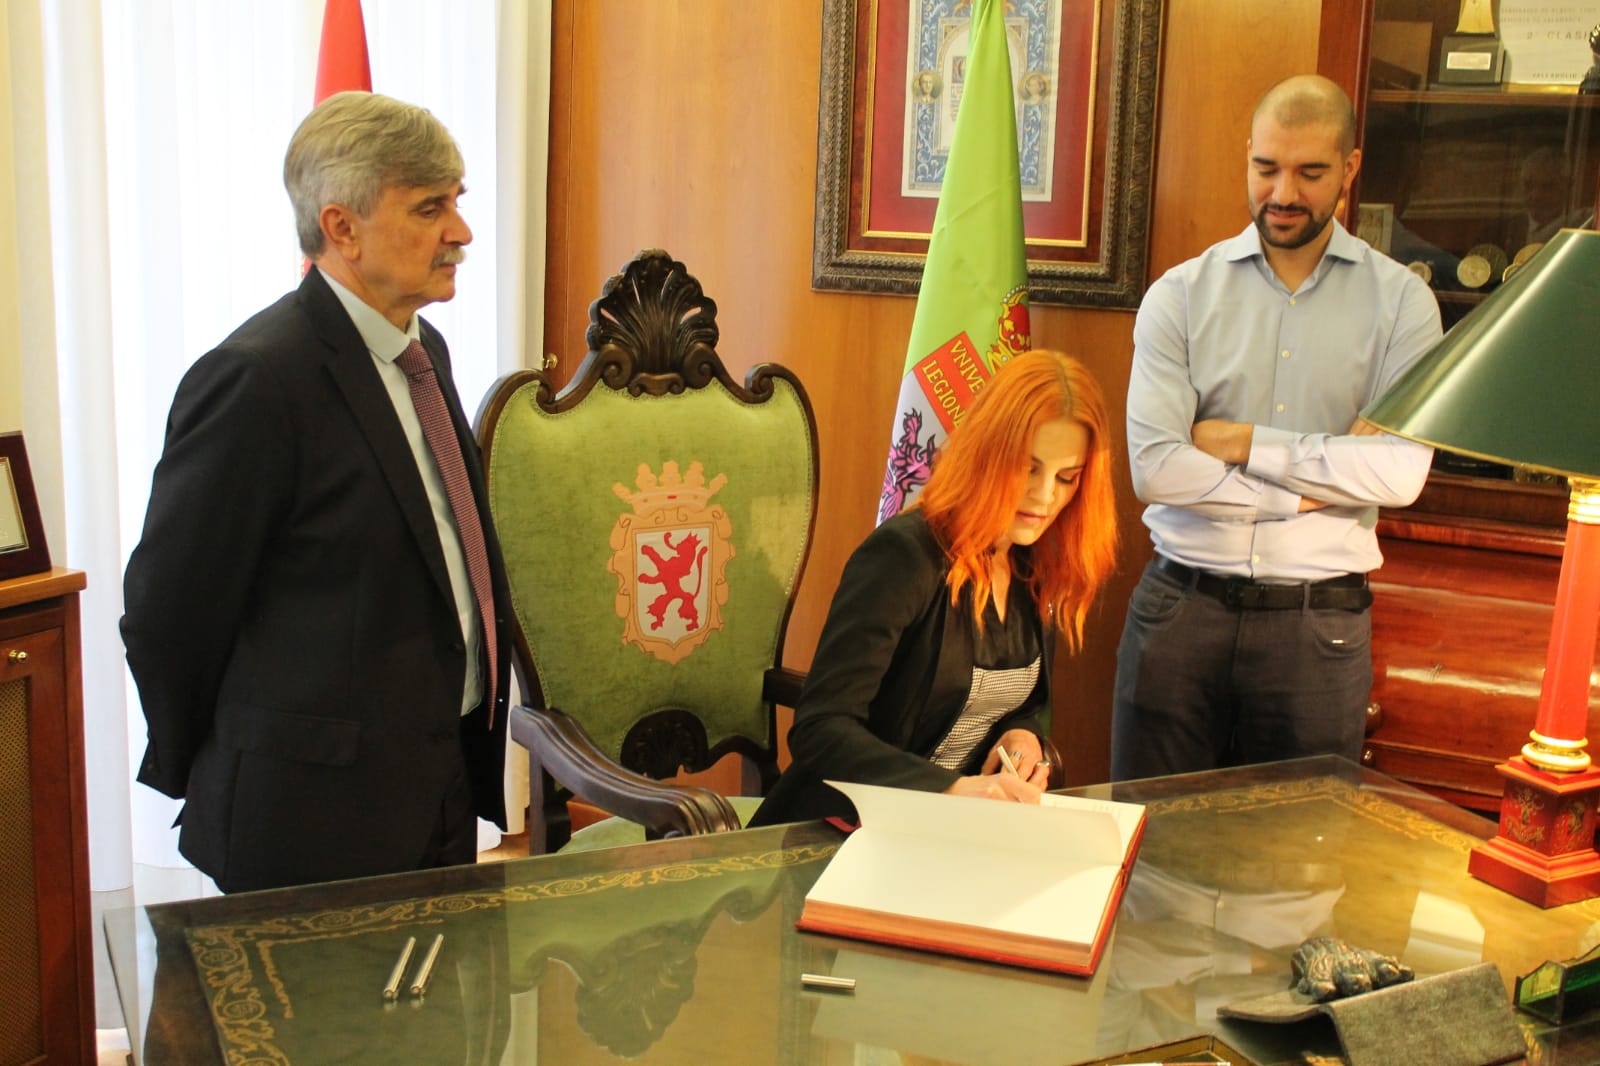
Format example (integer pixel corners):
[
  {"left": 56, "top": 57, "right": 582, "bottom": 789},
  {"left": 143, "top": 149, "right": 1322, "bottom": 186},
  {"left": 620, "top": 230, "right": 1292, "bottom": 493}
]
[
  {"left": 1260, "top": 203, "right": 1309, "bottom": 217},
  {"left": 432, "top": 247, "right": 467, "bottom": 268}
]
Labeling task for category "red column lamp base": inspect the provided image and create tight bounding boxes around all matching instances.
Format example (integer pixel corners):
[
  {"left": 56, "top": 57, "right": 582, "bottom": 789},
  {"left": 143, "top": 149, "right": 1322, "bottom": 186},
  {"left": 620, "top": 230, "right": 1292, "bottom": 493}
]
[{"left": 1469, "top": 757, "right": 1600, "bottom": 908}]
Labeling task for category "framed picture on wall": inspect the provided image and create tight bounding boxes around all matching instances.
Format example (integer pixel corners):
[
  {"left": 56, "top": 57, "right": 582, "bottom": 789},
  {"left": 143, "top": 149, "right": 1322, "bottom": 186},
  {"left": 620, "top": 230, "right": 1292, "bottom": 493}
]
[
  {"left": 811, "top": 0, "right": 1165, "bottom": 308},
  {"left": 0, "top": 432, "right": 51, "bottom": 580}
]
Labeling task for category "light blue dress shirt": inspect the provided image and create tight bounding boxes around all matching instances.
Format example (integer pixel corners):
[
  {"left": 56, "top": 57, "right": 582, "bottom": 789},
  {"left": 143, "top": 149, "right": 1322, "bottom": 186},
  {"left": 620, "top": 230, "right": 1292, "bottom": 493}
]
[{"left": 1127, "top": 220, "right": 1442, "bottom": 581}]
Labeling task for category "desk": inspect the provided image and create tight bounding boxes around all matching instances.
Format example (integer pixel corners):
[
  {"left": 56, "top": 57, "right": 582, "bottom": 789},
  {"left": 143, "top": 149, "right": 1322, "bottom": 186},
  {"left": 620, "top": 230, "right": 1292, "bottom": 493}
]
[{"left": 106, "top": 757, "right": 1600, "bottom": 1065}]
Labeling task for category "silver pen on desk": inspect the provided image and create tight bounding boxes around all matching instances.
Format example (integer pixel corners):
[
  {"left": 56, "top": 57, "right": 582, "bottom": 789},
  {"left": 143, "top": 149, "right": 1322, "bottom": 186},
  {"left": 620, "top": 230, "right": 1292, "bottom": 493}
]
[
  {"left": 800, "top": 972, "right": 856, "bottom": 992},
  {"left": 409, "top": 934, "right": 445, "bottom": 998},
  {"left": 382, "top": 936, "right": 416, "bottom": 1002}
]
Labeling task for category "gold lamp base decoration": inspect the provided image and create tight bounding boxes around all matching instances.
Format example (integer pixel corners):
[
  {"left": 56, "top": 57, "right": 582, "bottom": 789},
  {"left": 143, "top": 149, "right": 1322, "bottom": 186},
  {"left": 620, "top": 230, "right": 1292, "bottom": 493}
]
[{"left": 1469, "top": 758, "right": 1600, "bottom": 909}]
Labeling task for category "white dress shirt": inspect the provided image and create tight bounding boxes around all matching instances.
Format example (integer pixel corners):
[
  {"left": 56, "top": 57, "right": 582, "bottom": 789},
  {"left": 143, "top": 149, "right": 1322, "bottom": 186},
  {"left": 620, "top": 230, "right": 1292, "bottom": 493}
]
[{"left": 324, "top": 272, "right": 483, "bottom": 715}]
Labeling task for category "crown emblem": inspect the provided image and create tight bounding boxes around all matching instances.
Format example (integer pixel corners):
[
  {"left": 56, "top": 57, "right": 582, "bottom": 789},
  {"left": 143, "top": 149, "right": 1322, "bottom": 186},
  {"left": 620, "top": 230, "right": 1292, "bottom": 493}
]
[{"left": 613, "top": 460, "right": 727, "bottom": 514}]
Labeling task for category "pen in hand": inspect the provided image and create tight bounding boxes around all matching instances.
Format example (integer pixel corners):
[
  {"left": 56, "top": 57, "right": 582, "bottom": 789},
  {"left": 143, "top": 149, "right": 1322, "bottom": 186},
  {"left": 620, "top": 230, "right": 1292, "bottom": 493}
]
[{"left": 996, "top": 747, "right": 1021, "bottom": 777}]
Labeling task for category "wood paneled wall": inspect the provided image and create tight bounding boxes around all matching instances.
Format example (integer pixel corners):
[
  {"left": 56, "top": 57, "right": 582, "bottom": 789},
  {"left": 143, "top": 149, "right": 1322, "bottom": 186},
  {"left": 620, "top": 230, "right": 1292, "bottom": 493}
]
[{"left": 544, "top": 0, "right": 1324, "bottom": 784}]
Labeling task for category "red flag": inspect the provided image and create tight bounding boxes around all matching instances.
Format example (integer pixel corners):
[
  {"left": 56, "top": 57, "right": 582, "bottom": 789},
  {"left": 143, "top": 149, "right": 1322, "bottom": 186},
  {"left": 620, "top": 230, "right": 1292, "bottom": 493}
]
[{"left": 315, "top": 0, "right": 372, "bottom": 103}]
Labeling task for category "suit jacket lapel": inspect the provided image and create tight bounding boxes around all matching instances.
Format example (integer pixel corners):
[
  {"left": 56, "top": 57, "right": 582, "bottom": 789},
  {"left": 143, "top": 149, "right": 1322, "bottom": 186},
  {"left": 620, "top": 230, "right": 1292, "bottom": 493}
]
[{"left": 300, "top": 268, "right": 457, "bottom": 610}]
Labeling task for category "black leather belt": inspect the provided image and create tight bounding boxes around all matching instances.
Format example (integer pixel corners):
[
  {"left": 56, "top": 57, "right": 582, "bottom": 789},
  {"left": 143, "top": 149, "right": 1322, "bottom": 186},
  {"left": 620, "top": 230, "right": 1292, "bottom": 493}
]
[{"left": 1154, "top": 555, "right": 1372, "bottom": 611}]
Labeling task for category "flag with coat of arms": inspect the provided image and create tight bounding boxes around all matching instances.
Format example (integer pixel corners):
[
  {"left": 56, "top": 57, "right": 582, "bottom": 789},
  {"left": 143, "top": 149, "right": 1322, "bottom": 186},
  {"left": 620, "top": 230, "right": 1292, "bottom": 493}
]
[{"left": 878, "top": 0, "right": 1031, "bottom": 524}]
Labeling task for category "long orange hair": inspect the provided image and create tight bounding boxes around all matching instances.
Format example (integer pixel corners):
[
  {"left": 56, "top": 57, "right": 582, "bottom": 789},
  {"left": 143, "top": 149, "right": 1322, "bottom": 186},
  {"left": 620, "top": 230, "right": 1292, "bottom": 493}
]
[{"left": 915, "top": 350, "right": 1119, "bottom": 649}]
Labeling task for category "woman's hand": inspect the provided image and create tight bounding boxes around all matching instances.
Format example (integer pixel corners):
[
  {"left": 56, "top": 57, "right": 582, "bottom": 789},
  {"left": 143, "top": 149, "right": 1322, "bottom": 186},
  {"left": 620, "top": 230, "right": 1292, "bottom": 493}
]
[
  {"left": 944, "top": 773, "right": 1042, "bottom": 803},
  {"left": 981, "top": 729, "right": 1052, "bottom": 788}
]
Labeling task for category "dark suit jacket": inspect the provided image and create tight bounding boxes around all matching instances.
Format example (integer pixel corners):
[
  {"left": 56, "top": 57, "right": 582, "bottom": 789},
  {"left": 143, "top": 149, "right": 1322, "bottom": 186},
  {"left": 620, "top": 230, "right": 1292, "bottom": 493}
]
[
  {"left": 122, "top": 267, "right": 510, "bottom": 892},
  {"left": 749, "top": 510, "right": 1050, "bottom": 826}
]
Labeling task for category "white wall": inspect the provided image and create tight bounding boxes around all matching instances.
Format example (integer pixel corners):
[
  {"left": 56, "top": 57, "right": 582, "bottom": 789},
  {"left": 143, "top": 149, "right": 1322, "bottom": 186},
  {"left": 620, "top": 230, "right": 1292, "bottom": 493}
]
[
  {"left": 0, "top": 3, "right": 100, "bottom": 1014},
  {"left": 0, "top": 3, "right": 21, "bottom": 434},
  {"left": 3, "top": 0, "right": 67, "bottom": 562}
]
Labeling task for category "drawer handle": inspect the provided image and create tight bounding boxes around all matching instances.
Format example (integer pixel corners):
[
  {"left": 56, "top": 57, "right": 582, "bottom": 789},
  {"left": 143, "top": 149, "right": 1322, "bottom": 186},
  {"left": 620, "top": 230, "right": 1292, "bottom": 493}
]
[{"left": 5, "top": 649, "right": 25, "bottom": 663}]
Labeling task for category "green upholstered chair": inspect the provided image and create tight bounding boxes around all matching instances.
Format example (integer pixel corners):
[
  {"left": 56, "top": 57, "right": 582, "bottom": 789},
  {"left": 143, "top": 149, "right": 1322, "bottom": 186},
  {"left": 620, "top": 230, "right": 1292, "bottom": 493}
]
[{"left": 477, "top": 249, "right": 817, "bottom": 853}]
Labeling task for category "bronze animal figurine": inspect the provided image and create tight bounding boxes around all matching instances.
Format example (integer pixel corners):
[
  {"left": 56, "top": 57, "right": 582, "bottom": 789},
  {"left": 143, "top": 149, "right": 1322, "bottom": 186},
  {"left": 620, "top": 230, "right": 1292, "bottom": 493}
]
[{"left": 1291, "top": 936, "right": 1414, "bottom": 1001}]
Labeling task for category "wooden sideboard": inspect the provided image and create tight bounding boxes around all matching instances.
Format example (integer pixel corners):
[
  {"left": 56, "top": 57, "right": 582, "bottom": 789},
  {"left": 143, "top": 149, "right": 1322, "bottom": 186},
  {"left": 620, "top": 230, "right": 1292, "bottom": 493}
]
[
  {"left": 0, "top": 568, "right": 92, "bottom": 1066},
  {"left": 1364, "top": 477, "right": 1578, "bottom": 813}
]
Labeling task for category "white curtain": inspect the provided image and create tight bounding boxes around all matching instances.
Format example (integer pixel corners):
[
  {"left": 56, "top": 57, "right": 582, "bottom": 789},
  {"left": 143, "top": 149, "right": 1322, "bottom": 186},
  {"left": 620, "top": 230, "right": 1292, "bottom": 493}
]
[{"left": 14, "top": 0, "right": 549, "bottom": 961}]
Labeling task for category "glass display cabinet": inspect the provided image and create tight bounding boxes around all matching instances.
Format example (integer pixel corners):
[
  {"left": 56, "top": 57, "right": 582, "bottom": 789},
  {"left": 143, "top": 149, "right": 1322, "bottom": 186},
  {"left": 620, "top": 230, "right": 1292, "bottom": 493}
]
[{"left": 1317, "top": 0, "right": 1599, "bottom": 812}]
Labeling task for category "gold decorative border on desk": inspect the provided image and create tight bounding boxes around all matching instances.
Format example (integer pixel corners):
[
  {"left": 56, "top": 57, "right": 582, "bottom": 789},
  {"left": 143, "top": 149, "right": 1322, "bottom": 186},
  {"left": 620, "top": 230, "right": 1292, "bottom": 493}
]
[
  {"left": 185, "top": 843, "right": 837, "bottom": 1064},
  {"left": 1144, "top": 774, "right": 1481, "bottom": 853}
]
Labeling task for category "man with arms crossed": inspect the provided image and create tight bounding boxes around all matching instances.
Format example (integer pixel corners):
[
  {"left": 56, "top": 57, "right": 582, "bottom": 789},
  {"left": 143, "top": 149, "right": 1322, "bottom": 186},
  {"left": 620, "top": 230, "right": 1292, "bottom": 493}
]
[
  {"left": 123, "top": 92, "right": 510, "bottom": 892},
  {"left": 1111, "top": 75, "right": 1441, "bottom": 780}
]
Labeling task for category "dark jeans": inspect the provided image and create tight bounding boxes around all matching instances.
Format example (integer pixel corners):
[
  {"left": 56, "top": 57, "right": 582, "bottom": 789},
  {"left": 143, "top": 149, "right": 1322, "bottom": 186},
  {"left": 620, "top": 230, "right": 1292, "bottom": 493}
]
[{"left": 1110, "top": 558, "right": 1372, "bottom": 781}]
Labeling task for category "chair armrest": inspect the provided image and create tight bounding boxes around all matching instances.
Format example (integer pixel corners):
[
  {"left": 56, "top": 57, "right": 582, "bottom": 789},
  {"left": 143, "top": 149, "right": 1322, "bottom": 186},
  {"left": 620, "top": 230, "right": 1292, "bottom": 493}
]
[
  {"left": 510, "top": 705, "right": 743, "bottom": 838},
  {"left": 1042, "top": 736, "right": 1066, "bottom": 791},
  {"left": 762, "top": 666, "right": 807, "bottom": 708}
]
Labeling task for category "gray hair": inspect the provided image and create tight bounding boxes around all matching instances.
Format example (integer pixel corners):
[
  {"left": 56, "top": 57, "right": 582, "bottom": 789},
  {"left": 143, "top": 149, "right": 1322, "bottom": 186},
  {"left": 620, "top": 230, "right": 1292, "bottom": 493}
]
[{"left": 284, "top": 91, "right": 464, "bottom": 257}]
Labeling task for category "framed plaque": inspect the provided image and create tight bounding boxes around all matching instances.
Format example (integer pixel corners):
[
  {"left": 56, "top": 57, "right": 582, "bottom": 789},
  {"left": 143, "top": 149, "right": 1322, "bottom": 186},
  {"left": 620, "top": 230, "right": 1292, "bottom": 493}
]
[
  {"left": 1501, "top": 0, "right": 1600, "bottom": 85},
  {"left": 1357, "top": 202, "right": 1396, "bottom": 255},
  {"left": 0, "top": 432, "right": 51, "bottom": 580},
  {"left": 811, "top": 0, "right": 1165, "bottom": 308}
]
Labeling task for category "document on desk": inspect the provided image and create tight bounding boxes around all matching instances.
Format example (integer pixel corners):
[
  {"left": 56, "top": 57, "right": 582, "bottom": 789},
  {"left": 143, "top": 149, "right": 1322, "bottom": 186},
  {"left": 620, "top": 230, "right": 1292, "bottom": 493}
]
[{"left": 797, "top": 780, "right": 1146, "bottom": 975}]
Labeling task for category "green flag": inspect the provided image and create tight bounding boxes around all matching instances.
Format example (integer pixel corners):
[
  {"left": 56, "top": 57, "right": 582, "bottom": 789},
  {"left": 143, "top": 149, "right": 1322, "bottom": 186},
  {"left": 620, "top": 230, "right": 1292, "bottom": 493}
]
[{"left": 878, "top": 0, "right": 1030, "bottom": 524}]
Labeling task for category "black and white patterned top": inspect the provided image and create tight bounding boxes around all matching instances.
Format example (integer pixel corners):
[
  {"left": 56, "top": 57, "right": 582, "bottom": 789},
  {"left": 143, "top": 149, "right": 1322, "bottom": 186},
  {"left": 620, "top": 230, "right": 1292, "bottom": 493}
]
[{"left": 929, "top": 655, "right": 1042, "bottom": 769}]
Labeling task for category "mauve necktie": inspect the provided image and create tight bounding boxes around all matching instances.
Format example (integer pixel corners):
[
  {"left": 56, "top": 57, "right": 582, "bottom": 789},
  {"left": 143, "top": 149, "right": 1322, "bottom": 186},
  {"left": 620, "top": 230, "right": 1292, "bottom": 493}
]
[{"left": 396, "top": 339, "right": 498, "bottom": 725}]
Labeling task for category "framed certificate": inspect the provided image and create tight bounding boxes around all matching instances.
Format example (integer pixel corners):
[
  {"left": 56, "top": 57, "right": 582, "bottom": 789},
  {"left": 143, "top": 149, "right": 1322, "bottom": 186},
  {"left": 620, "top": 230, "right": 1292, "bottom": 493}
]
[
  {"left": 0, "top": 432, "right": 51, "bottom": 580},
  {"left": 1501, "top": 0, "right": 1600, "bottom": 85}
]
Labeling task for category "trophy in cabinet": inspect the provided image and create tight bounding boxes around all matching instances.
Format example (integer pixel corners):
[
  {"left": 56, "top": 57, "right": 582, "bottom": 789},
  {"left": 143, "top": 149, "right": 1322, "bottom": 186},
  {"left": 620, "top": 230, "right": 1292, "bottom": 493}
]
[
  {"left": 1582, "top": 26, "right": 1600, "bottom": 95},
  {"left": 1438, "top": 0, "right": 1505, "bottom": 85}
]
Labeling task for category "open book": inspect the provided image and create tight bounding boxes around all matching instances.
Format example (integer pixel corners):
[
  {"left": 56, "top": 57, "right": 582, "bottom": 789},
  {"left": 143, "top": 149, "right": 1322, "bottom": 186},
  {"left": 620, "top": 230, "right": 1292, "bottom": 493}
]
[{"left": 797, "top": 780, "right": 1146, "bottom": 975}]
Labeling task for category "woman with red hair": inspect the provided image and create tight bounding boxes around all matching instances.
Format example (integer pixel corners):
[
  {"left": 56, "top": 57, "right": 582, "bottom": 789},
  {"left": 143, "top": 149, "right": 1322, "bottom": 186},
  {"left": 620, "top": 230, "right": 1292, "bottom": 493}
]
[{"left": 751, "top": 350, "right": 1119, "bottom": 825}]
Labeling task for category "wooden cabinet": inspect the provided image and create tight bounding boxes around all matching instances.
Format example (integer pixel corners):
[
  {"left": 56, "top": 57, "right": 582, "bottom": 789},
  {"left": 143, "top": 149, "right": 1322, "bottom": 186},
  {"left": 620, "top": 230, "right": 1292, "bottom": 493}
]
[
  {"left": 1324, "top": 0, "right": 1600, "bottom": 329},
  {"left": 0, "top": 569, "right": 92, "bottom": 1066},
  {"left": 1320, "top": 1, "right": 1597, "bottom": 811},
  {"left": 1324, "top": 0, "right": 1600, "bottom": 288},
  {"left": 1360, "top": 89, "right": 1599, "bottom": 333},
  {"left": 1364, "top": 479, "right": 1577, "bottom": 812}
]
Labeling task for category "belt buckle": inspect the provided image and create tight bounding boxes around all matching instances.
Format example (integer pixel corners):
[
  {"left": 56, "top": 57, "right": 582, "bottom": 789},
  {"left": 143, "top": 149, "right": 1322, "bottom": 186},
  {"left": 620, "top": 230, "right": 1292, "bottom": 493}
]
[{"left": 1222, "top": 580, "right": 1250, "bottom": 609}]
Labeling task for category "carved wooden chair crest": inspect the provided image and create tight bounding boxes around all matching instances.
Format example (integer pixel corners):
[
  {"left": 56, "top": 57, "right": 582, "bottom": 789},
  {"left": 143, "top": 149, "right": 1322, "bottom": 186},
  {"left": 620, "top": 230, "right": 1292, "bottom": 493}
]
[{"left": 477, "top": 249, "right": 818, "bottom": 852}]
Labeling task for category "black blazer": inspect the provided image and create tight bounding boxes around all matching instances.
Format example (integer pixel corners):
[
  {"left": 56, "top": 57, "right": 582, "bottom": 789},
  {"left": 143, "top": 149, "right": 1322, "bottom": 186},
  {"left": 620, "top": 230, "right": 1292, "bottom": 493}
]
[
  {"left": 122, "top": 267, "right": 510, "bottom": 892},
  {"left": 750, "top": 510, "right": 1051, "bottom": 826}
]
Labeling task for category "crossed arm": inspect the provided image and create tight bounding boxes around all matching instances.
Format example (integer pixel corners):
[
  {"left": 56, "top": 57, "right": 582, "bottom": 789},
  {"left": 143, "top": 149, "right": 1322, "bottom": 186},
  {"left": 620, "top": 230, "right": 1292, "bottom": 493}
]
[
  {"left": 1127, "top": 274, "right": 1439, "bottom": 518},
  {"left": 1190, "top": 415, "right": 1388, "bottom": 512}
]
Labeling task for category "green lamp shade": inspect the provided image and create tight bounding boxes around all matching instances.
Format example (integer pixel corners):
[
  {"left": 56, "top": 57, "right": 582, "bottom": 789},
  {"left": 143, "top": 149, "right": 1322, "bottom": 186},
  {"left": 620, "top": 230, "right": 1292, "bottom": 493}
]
[{"left": 1361, "top": 228, "right": 1600, "bottom": 481}]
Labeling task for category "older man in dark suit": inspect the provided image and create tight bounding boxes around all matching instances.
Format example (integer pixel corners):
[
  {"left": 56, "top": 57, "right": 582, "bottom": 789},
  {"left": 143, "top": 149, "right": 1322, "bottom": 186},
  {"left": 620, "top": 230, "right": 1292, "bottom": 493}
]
[{"left": 123, "top": 91, "right": 510, "bottom": 893}]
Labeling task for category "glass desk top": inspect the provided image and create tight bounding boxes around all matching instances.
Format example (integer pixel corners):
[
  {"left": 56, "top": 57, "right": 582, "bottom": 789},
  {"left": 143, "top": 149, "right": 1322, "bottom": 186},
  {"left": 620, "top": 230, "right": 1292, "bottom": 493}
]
[{"left": 105, "top": 757, "right": 1600, "bottom": 1065}]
